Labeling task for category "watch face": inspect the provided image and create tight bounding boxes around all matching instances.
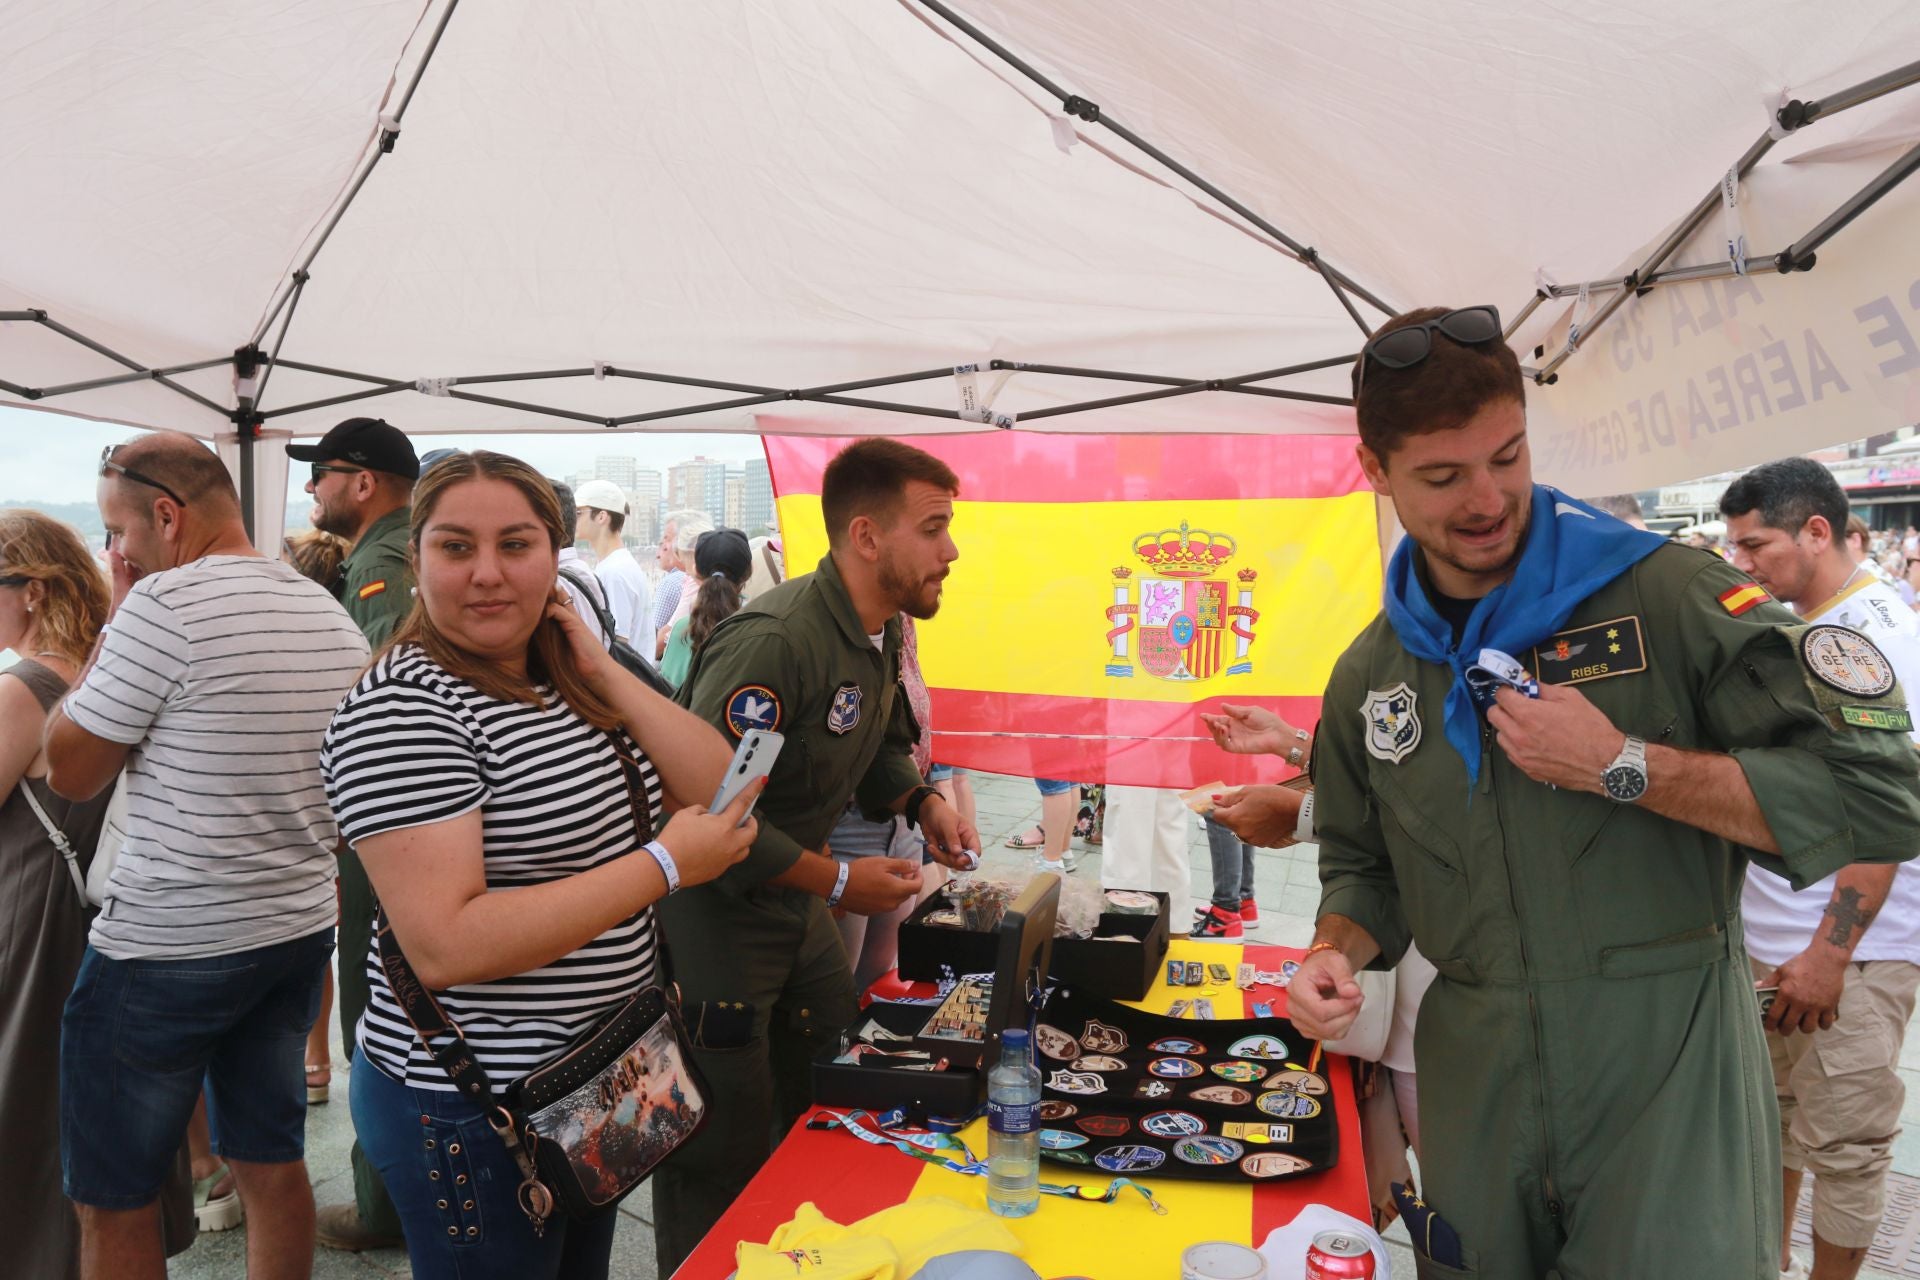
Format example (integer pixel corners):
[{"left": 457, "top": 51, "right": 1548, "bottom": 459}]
[{"left": 1604, "top": 766, "right": 1647, "bottom": 802}]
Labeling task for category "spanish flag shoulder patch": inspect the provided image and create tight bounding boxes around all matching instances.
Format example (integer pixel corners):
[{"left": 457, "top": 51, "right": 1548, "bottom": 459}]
[
  {"left": 357, "top": 580, "right": 387, "bottom": 600},
  {"left": 1717, "top": 582, "right": 1770, "bottom": 616}
]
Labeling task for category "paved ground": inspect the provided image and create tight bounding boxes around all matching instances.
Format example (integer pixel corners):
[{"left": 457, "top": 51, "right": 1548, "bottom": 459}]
[{"left": 171, "top": 770, "right": 1918, "bottom": 1277}]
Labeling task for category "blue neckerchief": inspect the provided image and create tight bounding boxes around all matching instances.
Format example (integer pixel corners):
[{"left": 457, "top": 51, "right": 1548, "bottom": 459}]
[{"left": 1383, "top": 485, "right": 1666, "bottom": 784}]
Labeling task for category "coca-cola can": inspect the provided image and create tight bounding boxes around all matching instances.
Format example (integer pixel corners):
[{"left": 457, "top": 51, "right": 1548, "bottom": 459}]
[{"left": 1305, "top": 1230, "right": 1375, "bottom": 1279}]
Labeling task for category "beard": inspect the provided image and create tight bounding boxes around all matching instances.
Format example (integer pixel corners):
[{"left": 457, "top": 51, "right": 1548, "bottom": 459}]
[
  {"left": 311, "top": 499, "right": 355, "bottom": 539},
  {"left": 879, "top": 551, "right": 943, "bottom": 620}
]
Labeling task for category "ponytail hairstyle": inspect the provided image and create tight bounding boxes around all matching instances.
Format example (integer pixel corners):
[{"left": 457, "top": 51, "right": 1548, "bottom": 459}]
[
  {"left": 688, "top": 527, "right": 753, "bottom": 655},
  {"left": 384, "top": 450, "right": 622, "bottom": 730}
]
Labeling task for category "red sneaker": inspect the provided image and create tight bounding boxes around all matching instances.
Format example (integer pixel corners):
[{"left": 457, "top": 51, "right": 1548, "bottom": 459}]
[
  {"left": 1239, "top": 898, "right": 1260, "bottom": 925},
  {"left": 1191, "top": 905, "right": 1244, "bottom": 942}
]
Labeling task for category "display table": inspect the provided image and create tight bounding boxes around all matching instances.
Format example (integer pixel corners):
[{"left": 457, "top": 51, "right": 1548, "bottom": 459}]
[{"left": 673, "top": 942, "right": 1371, "bottom": 1278}]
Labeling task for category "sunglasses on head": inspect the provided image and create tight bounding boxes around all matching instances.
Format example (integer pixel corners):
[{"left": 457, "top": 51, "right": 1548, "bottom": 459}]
[
  {"left": 0, "top": 573, "right": 29, "bottom": 588},
  {"left": 310, "top": 462, "right": 366, "bottom": 486},
  {"left": 99, "top": 445, "right": 189, "bottom": 508},
  {"left": 1356, "top": 305, "right": 1504, "bottom": 393}
]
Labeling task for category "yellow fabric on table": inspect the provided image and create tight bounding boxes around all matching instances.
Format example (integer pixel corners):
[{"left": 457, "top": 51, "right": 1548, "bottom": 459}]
[
  {"left": 736, "top": 1197, "right": 1022, "bottom": 1280},
  {"left": 902, "top": 942, "right": 1257, "bottom": 1275}
]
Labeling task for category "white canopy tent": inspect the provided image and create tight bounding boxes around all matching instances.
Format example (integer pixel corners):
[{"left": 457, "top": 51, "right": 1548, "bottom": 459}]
[{"left": 4, "top": 0, "right": 1918, "bottom": 549}]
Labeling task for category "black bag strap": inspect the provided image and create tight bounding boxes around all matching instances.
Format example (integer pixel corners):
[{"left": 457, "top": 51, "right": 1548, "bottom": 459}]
[
  {"left": 603, "top": 729, "right": 682, "bottom": 992},
  {"left": 557, "top": 564, "right": 620, "bottom": 640},
  {"left": 373, "top": 914, "right": 500, "bottom": 1106}
]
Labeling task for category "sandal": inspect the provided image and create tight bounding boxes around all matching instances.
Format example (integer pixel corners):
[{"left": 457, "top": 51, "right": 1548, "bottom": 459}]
[
  {"left": 194, "top": 1163, "right": 244, "bottom": 1232},
  {"left": 1005, "top": 825, "right": 1047, "bottom": 849},
  {"left": 306, "top": 1062, "right": 331, "bottom": 1106}
]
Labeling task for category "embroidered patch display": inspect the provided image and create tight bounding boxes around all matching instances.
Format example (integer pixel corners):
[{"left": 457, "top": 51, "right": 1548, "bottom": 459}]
[
  {"left": 1079, "top": 1021, "right": 1127, "bottom": 1054},
  {"left": 1256, "top": 1090, "right": 1322, "bottom": 1119},
  {"left": 1074, "top": 1114, "right": 1131, "bottom": 1137},
  {"left": 1173, "top": 1136, "right": 1243, "bottom": 1166},
  {"left": 1046, "top": 1069, "right": 1106, "bottom": 1095},
  {"left": 1531, "top": 615, "right": 1647, "bottom": 687},
  {"left": 1072, "top": 1055, "right": 1128, "bottom": 1073},
  {"left": 1802, "top": 625, "right": 1897, "bottom": 697},
  {"left": 724, "top": 684, "right": 782, "bottom": 737},
  {"left": 1037, "top": 1100, "right": 1077, "bottom": 1121},
  {"left": 1148, "top": 1058, "right": 1203, "bottom": 1078},
  {"left": 1718, "top": 582, "right": 1771, "bottom": 616},
  {"left": 1190, "top": 1085, "right": 1254, "bottom": 1107},
  {"left": 1094, "top": 1145, "right": 1164, "bottom": 1173},
  {"left": 1034, "top": 1025, "right": 1079, "bottom": 1061},
  {"left": 1150, "top": 1037, "right": 1206, "bottom": 1055},
  {"left": 1038, "top": 1129, "right": 1088, "bottom": 1150},
  {"left": 1242, "top": 1152, "right": 1313, "bottom": 1177},
  {"left": 1223, "top": 1122, "right": 1294, "bottom": 1143},
  {"left": 1140, "top": 1110, "right": 1207, "bottom": 1138},
  {"left": 1361, "top": 682, "right": 1421, "bottom": 763},
  {"left": 1228, "top": 1034, "right": 1288, "bottom": 1060},
  {"left": 826, "top": 682, "right": 862, "bottom": 734}
]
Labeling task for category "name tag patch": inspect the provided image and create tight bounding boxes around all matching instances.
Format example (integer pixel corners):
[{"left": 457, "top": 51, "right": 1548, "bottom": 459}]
[
  {"left": 1841, "top": 705, "right": 1914, "bottom": 732},
  {"left": 1531, "top": 615, "right": 1647, "bottom": 687}
]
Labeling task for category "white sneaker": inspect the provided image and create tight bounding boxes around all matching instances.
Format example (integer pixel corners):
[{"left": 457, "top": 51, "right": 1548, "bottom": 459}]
[
  {"left": 1780, "top": 1255, "right": 1810, "bottom": 1280},
  {"left": 1033, "top": 850, "right": 1078, "bottom": 874}
]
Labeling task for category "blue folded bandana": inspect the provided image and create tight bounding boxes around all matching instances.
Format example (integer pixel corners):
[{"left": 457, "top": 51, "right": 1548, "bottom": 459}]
[{"left": 1383, "top": 485, "right": 1665, "bottom": 784}]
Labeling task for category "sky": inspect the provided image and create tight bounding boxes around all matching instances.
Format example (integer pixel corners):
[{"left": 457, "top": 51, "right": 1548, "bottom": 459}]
[{"left": 0, "top": 404, "right": 767, "bottom": 509}]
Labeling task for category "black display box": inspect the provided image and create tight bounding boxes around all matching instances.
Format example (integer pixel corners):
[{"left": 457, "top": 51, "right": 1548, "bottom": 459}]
[
  {"left": 896, "top": 886, "right": 1170, "bottom": 1002},
  {"left": 813, "top": 876, "right": 1060, "bottom": 1119}
]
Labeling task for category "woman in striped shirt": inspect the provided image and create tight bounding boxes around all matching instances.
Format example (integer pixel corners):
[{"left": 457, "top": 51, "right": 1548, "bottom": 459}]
[{"left": 322, "top": 451, "right": 759, "bottom": 1280}]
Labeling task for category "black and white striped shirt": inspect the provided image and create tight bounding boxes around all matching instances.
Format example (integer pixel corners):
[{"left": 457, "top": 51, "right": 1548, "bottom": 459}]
[
  {"left": 322, "top": 645, "right": 662, "bottom": 1092},
  {"left": 64, "top": 555, "right": 369, "bottom": 960}
]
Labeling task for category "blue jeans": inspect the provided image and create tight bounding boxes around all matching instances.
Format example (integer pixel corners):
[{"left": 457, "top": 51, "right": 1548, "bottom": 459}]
[
  {"left": 351, "top": 1047, "right": 619, "bottom": 1280},
  {"left": 1034, "top": 777, "right": 1077, "bottom": 797},
  {"left": 60, "top": 927, "right": 332, "bottom": 1207},
  {"left": 1204, "top": 816, "right": 1257, "bottom": 909}
]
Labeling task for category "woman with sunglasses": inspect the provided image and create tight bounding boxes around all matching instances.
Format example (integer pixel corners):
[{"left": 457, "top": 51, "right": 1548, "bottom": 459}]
[
  {"left": 0, "top": 510, "right": 115, "bottom": 1276},
  {"left": 320, "top": 451, "right": 759, "bottom": 1279}
]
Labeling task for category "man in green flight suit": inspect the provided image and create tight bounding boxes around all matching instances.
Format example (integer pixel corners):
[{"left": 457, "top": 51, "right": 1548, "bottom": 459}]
[
  {"left": 285, "top": 417, "right": 417, "bottom": 1252},
  {"left": 655, "top": 437, "right": 981, "bottom": 1272},
  {"left": 1289, "top": 306, "right": 1920, "bottom": 1278}
]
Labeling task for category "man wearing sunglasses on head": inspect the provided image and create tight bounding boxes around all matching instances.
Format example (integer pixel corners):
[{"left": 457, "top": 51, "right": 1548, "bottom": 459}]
[
  {"left": 1287, "top": 306, "right": 1920, "bottom": 1278},
  {"left": 283, "top": 417, "right": 420, "bottom": 1254}
]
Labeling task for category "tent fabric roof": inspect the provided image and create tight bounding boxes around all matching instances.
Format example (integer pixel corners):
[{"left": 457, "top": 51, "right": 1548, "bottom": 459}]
[{"left": 4, "top": 0, "right": 1918, "bottom": 490}]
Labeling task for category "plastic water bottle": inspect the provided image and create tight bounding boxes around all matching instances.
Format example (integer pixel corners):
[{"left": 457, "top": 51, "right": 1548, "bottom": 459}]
[{"left": 986, "top": 1027, "right": 1041, "bottom": 1217}]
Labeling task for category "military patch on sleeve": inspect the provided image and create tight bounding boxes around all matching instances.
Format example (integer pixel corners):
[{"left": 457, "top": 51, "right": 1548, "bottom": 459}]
[
  {"left": 357, "top": 579, "right": 387, "bottom": 600},
  {"left": 724, "top": 684, "right": 783, "bottom": 737},
  {"left": 826, "top": 682, "right": 862, "bottom": 735},
  {"left": 1717, "top": 582, "right": 1771, "bottom": 616},
  {"left": 1840, "top": 705, "right": 1914, "bottom": 732},
  {"left": 1801, "top": 624, "right": 1897, "bottom": 697},
  {"left": 1530, "top": 615, "right": 1647, "bottom": 687}
]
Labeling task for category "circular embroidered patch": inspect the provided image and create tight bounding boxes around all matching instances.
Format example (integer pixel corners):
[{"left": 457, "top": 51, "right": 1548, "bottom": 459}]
[
  {"left": 723, "top": 684, "right": 783, "bottom": 736},
  {"left": 1149, "top": 1037, "right": 1207, "bottom": 1055},
  {"left": 1148, "top": 1057, "right": 1203, "bottom": 1078},
  {"left": 1034, "top": 1025, "right": 1080, "bottom": 1061},
  {"left": 1242, "top": 1151, "right": 1313, "bottom": 1178},
  {"left": 1140, "top": 1110, "right": 1207, "bottom": 1138},
  {"left": 1266, "top": 1069, "right": 1328, "bottom": 1096},
  {"left": 1210, "top": 1060, "right": 1269, "bottom": 1083},
  {"left": 1256, "top": 1090, "right": 1323, "bottom": 1119},
  {"left": 1173, "top": 1135, "right": 1244, "bottom": 1166},
  {"left": 1802, "top": 624, "right": 1896, "bottom": 697},
  {"left": 1037, "top": 1100, "right": 1078, "bottom": 1121},
  {"left": 1228, "top": 1034, "right": 1289, "bottom": 1060},
  {"left": 1094, "top": 1144, "right": 1165, "bottom": 1173}
]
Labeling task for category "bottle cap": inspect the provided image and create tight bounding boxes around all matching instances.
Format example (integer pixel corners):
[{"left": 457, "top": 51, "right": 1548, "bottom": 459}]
[{"left": 1002, "top": 1028, "right": 1030, "bottom": 1047}]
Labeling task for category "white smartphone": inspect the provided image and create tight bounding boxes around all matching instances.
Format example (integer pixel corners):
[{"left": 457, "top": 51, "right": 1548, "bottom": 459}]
[{"left": 711, "top": 729, "right": 783, "bottom": 826}]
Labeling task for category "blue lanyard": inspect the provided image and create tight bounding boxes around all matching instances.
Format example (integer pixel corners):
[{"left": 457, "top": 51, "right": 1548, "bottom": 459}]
[{"left": 813, "top": 1109, "right": 1167, "bottom": 1215}]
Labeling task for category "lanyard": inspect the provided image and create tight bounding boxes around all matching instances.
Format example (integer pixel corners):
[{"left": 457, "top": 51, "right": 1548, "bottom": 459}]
[{"left": 812, "top": 1109, "right": 1168, "bottom": 1214}]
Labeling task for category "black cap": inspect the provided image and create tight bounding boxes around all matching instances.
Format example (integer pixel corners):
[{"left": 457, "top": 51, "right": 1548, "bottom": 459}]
[{"left": 286, "top": 417, "right": 420, "bottom": 480}]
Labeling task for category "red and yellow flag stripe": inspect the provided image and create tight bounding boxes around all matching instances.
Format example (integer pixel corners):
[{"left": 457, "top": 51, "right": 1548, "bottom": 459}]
[{"left": 766, "top": 433, "right": 1380, "bottom": 788}]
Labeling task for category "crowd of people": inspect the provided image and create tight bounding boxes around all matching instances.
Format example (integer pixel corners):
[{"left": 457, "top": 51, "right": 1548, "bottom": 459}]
[{"left": 3, "top": 301, "right": 1920, "bottom": 1280}]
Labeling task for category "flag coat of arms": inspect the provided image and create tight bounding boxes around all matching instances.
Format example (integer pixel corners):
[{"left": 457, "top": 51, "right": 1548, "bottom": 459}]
[{"left": 764, "top": 429, "right": 1381, "bottom": 787}]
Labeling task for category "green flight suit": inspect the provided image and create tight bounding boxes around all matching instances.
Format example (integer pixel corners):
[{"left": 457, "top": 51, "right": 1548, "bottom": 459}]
[
  {"left": 1315, "top": 544, "right": 1920, "bottom": 1279},
  {"left": 653, "top": 553, "right": 924, "bottom": 1272},
  {"left": 335, "top": 503, "right": 412, "bottom": 1237}
]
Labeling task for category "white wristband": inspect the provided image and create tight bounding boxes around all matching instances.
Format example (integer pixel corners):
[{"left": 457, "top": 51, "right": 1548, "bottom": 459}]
[
  {"left": 643, "top": 840, "right": 681, "bottom": 894},
  {"left": 827, "top": 859, "right": 850, "bottom": 908},
  {"left": 1294, "top": 791, "right": 1316, "bottom": 843}
]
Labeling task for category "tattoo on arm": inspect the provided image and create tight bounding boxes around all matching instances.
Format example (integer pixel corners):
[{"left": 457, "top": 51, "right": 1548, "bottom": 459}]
[{"left": 1823, "top": 886, "right": 1876, "bottom": 949}]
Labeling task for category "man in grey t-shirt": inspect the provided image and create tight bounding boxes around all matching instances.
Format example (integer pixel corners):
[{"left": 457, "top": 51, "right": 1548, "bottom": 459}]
[{"left": 47, "top": 432, "right": 368, "bottom": 1278}]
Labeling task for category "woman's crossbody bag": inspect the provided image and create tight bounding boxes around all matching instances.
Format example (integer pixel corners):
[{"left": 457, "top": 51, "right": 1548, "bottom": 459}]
[
  {"left": 374, "top": 733, "right": 709, "bottom": 1234},
  {"left": 19, "top": 777, "right": 125, "bottom": 909}
]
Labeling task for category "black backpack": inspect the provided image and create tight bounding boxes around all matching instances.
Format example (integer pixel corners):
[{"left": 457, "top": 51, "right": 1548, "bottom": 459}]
[{"left": 557, "top": 565, "right": 678, "bottom": 699}]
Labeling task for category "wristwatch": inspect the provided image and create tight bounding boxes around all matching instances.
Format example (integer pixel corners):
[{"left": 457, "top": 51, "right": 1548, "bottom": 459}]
[{"left": 1602, "top": 734, "right": 1648, "bottom": 803}]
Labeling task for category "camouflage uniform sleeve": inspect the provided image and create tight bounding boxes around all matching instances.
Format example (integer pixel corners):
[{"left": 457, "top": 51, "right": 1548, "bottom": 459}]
[
  {"left": 344, "top": 549, "right": 413, "bottom": 651},
  {"left": 854, "top": 680, "right": 926, "bottom": 821},
  {"left": 678, "top": 618, "right": 808, "bottom": 887},
  {"left": 1313, "top": 652, "right": 1413, "bottom": 968},
  {"left": 1678, "top": 557, "right": 1920, "bottom": 888}
]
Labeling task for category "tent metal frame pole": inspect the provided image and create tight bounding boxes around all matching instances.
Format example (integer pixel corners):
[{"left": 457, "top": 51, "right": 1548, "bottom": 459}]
[
  {"left": 265, "top": 358, "right": 402, "bottom": 385},
  {"left": 257, "top": 382, "right": 414, "bottom": 420},
  {"left": 1778, "top": 140, "right": 1920, "bottom": 269},
  {"left": 249, "top": 0, "right": 463, "bottom": 346},
  {"left": 905, "top": 0, "right": 1396, "bottom": 321},
  {"left": 28, "top": 311, "right": 230, "bottom": 418},
  {"left": 1530, "top": 57, "right": 1920, "bottom": 382},
  {"left": 248, "top": 271, "right": 308, "bottom": 411},
  {"left": 237, "top": 423, "right": 256, "bottom": 537},
  {"left": 1502, "top": 292, "right": 1546, "bottom": 340},
  {"left": 28, "top": 357, "right": 232, "bottom": 399}
]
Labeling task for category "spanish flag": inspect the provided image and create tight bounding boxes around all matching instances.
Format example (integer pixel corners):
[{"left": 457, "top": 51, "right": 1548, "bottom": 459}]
[{"left": 766, "top": 433, "right": 1381, "bottom": 787}]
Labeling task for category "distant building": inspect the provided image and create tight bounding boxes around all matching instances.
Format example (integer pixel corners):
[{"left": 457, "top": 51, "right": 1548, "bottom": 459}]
[
  {"left": 668, "top": 456, "right": 729, "bottom": 527},
  {"left": 628, "top": 468, "right": 663, "bottom": 547},
  {"left": 724, "top": 471, "right": 744, "bottom": 528},
  {"left": 742, "top": 456, "right": 774, "bottom": 533},
  {"left": 595, "top": 455, "right": 638, "bottom": 489}
]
